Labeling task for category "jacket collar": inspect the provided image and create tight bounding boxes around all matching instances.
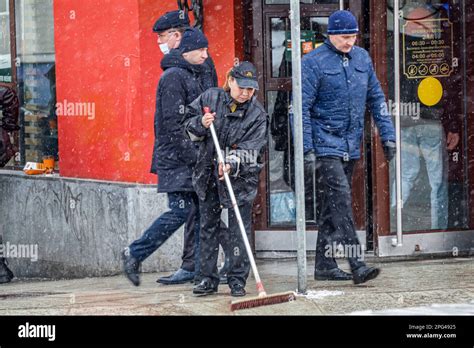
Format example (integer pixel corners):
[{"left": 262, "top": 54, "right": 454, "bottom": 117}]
[
  {"left": 223, "top": 91, "right": 252, "bottom": 118},
  {"left": 160, "top": 49, "right": 204, "bottom": 75},
  {"left": 324, "top": 38, "right": 353, "bottom": 59}
]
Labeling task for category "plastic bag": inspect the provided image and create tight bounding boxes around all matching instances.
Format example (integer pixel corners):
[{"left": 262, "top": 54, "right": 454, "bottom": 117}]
[{"left": 270, "top": 191, "right": 296, "bottom": 224}]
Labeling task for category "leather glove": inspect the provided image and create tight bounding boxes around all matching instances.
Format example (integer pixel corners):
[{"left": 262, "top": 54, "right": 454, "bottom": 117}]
[
  {"left": 382, "top": 141, "right": 396, "bottom": 162},
  {"left": 304, "top": 150, "right": 316, "bottom": 172}
]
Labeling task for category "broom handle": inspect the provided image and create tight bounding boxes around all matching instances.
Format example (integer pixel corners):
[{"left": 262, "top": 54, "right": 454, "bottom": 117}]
[{"left": 206, "top": 109, "right": 266, "bottom": 296}]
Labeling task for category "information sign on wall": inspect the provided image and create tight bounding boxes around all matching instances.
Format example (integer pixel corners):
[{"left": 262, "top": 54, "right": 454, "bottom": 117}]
[{"left": 403, "top": 18, "right": 454, "bottom": 79}]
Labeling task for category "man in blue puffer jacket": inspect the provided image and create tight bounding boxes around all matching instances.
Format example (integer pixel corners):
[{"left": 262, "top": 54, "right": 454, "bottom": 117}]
[{"left": 302, "top": 10, "right": 395, "bottom": 284}]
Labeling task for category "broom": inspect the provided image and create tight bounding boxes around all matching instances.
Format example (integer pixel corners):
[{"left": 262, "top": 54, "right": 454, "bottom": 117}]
[{"left": 203, "top": 107, "right": 296, "bottom": 311}]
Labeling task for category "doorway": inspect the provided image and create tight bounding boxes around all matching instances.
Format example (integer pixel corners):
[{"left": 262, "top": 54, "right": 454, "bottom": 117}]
[
  {"left": 251, "top": 0, "right": 371, "bottom": 250},
  {"left": 372, "top": 0, "right": 473, "bottom": 256},
  {"left": 250, "top": 0, "right": 473, "bottom": 257}
]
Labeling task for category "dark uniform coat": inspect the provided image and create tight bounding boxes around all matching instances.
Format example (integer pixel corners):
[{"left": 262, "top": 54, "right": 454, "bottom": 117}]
[{"left": 184, "top": 88, "right": 268, "bottom": 207}]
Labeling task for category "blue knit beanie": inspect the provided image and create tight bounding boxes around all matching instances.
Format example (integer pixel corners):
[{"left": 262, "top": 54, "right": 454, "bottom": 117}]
[
  {"left": 179, "top": 28, "right": 209, "bottom": 54},
  {"left": 327, "top": 10, "right": 359, "bottom": 35}
]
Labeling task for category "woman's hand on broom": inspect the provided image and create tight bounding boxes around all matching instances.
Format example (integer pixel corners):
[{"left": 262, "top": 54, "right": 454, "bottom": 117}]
[
  {"left": 201, "top": 111, "right": 216, "bottom": 128},
  {"left": 218, "top": 162, "right": 231, "bottom": 180}
]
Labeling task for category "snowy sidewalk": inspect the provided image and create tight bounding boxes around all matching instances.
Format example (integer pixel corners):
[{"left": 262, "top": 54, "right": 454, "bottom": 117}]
[{"left": 0, "top": 257, "right": 472, "bottom": 315}]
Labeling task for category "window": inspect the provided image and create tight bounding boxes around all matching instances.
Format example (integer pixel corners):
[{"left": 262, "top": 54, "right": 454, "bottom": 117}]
[
  {"left": 15, "top": 0, "right": 57, "bottom": 166},
  {"left": 270, "top": 16, "right": 327, "bottom": 78},
  {"left": 0, "top": 0, "right": 12, "bottom": 83}
]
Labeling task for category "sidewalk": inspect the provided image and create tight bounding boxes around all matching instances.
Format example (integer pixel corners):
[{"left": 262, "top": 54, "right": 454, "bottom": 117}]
[{"left": 0, "top": 257, "right": 472, "bottom": 315}]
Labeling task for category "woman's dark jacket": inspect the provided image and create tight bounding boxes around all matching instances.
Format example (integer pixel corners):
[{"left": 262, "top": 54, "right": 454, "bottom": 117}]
[{"left": 184, "top": 88, "right": 268, "bottom": 207}]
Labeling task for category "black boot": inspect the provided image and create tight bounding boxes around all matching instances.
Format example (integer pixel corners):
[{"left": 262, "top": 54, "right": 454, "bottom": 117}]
[
  {"left": 0, "top": 258, "right": 13, "bottom": 284},
  {"left": 193, "top": 278, "right": 218, "bottom": 296},
  {"left": 352, "top": 266, "right": 380, "bottom": 285},
  {"left": 121, "top": 248, "right": 141, "bottom": 286},
  {"left": 156, "top": 268, "right": 195, "bottom": 285},
  {"left": 229, "top": 282, "right": 246, "bottom": 297},
  {"left": 314, "top": 268, "right": 352, "bottom": 280}
]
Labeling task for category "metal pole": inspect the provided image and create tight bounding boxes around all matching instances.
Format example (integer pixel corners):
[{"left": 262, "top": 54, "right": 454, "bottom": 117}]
[
  {"left": 290, "top": 0, "right": 307, "bottom": 294},
  {"left": 394, "top": 0, "right": 403, "bottom": 246},
  {"left": 340, "top": 0, "right": 344, "bottom": 10}
]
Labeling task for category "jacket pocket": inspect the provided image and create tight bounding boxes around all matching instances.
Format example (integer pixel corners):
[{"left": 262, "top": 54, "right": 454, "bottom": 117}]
[
  {"left": 323, "top": 69, "right": 341, "bottom": 80},
  {"left": 355, "top": 66, "right": 368, "bottom": 73},
  {"left": 354, "top": 66, "right": 369, "bottom": 87},
  {"left": 320, "top": 69, "right": 343, "bottom": 95}
]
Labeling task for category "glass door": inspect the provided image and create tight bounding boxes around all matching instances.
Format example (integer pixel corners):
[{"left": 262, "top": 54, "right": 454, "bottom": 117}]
[
  {"left": 389, "top": 0, "right": 468, "bottom": 231},
  {"left": 0, "top": 0, "right": 13, "bottom": 84},
  {"left": 267, "top": 14, "right": 329, "bottom": 227},
  {"left": 375, "top": 0, "right": 473, "bottom": 256}
]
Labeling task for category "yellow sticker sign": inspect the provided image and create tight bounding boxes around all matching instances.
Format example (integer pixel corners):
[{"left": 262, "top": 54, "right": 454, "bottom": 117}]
[{"left": 417, "top": 77, "right": 443, "bottom": 106}]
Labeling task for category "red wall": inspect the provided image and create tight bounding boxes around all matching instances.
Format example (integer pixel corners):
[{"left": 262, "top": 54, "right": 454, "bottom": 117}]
[{"left": 55, "top": 0, "right": 239, "bottom": 183}]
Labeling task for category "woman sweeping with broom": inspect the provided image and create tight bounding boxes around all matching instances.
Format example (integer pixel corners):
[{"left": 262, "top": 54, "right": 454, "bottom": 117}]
[{"left": 184, "top": 61, "right": 269, "bottom": 299}]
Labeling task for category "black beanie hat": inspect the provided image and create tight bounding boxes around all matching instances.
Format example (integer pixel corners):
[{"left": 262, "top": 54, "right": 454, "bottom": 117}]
[
  {"left": 153, "top": 10, "right": 190, "bottom": 33},
  {"left": 179, "top": 28, "right": 209, "bottom": 54}
]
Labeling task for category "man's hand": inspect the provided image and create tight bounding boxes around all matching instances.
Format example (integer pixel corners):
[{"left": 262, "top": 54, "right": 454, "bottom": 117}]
[
  {"left": 304, "top": 150, "right": 316, "bottom": 172},
  {"left": 201, "top": 112, "right": 216, "bottom": 129},
  {"left": 218, "top": 162, "right": 231, "bottom": 181},
  {"left": 446, "top": 132, "right": 459, "bottom": 151},
  {"left": 382, "top": 141, "right": 396, "bottom": 162}
]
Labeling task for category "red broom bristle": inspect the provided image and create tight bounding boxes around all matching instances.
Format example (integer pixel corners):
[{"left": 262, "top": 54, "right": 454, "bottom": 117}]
[{"left": 230, "top": 291, "right": 296, "bottom": 311}]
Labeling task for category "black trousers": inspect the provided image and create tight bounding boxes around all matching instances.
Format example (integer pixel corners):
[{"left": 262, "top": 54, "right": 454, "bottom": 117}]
[
  {"left": 198, "top": 180, "right": 253, "bottom": 288},
  {"left": 181, "top": 200, "right": 199, "bottom": 272},
  {"left": 182, "top": 202, "right": 229, "bottom": 274},
  {"left": 315, "top": 157, "right": 366, "bottom": 272}
]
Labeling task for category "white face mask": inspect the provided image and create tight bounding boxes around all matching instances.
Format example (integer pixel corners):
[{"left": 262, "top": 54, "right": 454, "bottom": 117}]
[{"left": 159, "top": 43, "right": 170, "bottom": 55}]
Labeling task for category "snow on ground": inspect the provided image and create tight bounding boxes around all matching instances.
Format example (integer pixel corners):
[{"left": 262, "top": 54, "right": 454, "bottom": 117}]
[{"left": 300, "top": 290, "right": 345, "bottom": 300}]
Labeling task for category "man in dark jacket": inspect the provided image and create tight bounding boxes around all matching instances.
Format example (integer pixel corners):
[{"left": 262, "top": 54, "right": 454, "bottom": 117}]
[
  {"left": 149, "top": 11, "right": 224, "bottom": 285},
  {"left": 0, "top": 85, "right": 19, "bottom": 283},
  {"left": 302, "top": 11, "right": 395, "bottom": 284},
  {"left": 153, "top": 10, "right": 217, "bottom": 93},
  {"left": 122, "top": 28, "right": 210, "bottom": 286}
]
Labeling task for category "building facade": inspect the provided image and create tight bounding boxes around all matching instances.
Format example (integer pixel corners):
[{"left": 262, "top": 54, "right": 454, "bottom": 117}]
[{"left": 0, "top": 0, "right": 473, "bottom": 277}]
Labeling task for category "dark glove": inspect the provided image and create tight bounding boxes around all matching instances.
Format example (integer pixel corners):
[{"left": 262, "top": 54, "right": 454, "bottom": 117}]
[
  {"left": 382, "top": 141, "right": 396, "bottom": 162},
  {"left": 304, "top": 150, "right": 316, "bottom": 172}
]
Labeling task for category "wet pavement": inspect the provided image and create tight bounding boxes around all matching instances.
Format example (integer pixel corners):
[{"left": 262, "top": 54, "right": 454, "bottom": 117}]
[{"left": 0, "top": 257, "right": 472, "bottom": 315}]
